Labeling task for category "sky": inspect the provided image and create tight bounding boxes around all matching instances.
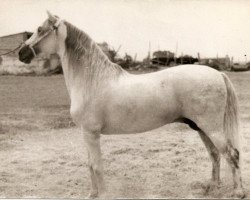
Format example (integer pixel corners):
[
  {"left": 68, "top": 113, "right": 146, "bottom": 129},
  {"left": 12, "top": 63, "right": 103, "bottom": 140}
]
[{"left": 0, "top": 0, "right": 250, "bottom": 62}]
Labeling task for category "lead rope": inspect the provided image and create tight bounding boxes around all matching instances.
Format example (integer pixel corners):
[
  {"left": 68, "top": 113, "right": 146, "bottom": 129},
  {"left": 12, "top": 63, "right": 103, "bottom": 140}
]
[{"left": 0, "top": 42, "right": 24, "bottom": 56}]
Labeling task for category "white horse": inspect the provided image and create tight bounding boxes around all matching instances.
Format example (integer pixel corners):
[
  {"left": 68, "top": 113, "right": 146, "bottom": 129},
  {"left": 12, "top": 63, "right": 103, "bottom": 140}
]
[{"left": 18, "top": 12, "right": 245, "bottom": 198}]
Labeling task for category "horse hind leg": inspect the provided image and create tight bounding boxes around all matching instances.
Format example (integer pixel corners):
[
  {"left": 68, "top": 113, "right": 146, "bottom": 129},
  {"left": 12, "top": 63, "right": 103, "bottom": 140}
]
[
  {"left": 200, "top": 130, "right": 245, "bottom": 198},
  {"left": 180, "top": 118, "right": 245, "bottom": 197},
  {"left": 198, "top": 130, "right": 221, "bottom": 186},
  {"left": 180, "top": 118, "right": 220, "bottom": 186},
  {"left": 224, "top": 142, "right": 245, "bottom": 198}
]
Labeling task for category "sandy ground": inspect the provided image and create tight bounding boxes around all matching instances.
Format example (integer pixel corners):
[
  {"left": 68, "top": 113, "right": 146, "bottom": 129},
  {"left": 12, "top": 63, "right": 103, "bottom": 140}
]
[{"left": 0, "top": 71, "right": 250, "bottom": 199}]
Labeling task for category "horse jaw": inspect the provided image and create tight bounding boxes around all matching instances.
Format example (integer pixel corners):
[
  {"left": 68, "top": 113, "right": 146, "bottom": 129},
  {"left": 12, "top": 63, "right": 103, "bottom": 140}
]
[{"left": 55, "top": 21, "right": 67, "bottom": 59}]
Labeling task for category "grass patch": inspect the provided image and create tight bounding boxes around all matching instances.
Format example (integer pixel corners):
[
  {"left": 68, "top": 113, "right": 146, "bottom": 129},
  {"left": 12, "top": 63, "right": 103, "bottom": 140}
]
[{"left": 0, "top": 75, "right": 72, "bottom": 133}]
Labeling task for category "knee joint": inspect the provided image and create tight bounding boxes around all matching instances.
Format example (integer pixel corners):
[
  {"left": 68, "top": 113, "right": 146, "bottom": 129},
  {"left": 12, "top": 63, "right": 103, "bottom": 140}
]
[
  {"left": 88, "top": 163, "right": 102, "bottom": 174},
  {"left": 211, "top": 150, "right": 220, "bottom": 161}
]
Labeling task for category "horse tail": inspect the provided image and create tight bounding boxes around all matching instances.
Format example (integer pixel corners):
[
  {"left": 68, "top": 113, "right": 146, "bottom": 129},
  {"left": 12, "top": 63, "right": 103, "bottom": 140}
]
[{"left": 221, "top": 73, "right": 240, "bottom": 153}]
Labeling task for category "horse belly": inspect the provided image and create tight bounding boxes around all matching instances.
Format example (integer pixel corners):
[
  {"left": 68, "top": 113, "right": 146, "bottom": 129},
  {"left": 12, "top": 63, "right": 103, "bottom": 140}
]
[
  {"left": 103, "top": 87, "right": 180, "bottom": 134},
  {"left": 103, "top": 113, "right": 176, "bottom": 135}
]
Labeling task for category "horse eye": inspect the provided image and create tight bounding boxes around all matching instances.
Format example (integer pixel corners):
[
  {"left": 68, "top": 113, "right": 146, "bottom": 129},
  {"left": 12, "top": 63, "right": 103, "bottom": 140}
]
[{"left": 37, "top": 27, "right": 43, "bottom": 33}]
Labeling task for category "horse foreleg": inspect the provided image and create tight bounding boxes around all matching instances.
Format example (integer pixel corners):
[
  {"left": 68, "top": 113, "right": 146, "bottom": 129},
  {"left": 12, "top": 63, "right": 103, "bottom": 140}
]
[
  {"left": 84, "top": 131, "right": 106, "bottom": 198},
  {"left": 87, "top": 151, "right": 98, "bottom": 198}
]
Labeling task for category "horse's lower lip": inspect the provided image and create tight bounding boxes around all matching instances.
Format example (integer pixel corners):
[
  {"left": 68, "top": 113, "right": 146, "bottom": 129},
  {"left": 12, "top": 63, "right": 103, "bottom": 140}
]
[
  {"left": 20, "top": 57, "right": 31, "bottom": 64},
  {"left": 24, "top": 59, "right": 31, "bottom": 64}
]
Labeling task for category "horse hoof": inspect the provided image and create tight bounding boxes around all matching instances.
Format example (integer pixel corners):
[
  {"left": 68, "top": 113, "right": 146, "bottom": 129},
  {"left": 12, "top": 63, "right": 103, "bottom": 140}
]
[
  {"left": 204, "top": 181, "right": 219, "bottom": 194},
  {"left": 98, "top": 191, "right": 108, "bottom": 199},
  {"left": 234, "top": 188, "right": 246, "bottom": 199},
  {"left": 87, "top": 191, "right": 98, "bottom": 199}
]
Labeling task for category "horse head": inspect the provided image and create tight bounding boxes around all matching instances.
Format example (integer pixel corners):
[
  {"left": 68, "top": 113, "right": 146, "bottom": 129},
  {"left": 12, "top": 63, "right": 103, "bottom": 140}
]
[{"left": 19, "top": 11, "right": 63, "bottom": 64}]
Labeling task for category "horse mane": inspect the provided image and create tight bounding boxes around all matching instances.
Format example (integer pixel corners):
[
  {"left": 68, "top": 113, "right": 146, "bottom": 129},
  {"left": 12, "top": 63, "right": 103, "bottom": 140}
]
[
  {"left": 64, "top": 21, "right": 91, "bottom": 64},
  {"left": 64, "top": 21, "right": 124, "bottom": 78}
]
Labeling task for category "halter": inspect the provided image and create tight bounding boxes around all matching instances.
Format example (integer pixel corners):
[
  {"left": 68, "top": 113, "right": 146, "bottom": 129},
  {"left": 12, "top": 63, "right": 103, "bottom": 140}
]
[{"left": 26, "top": 19, "right": 61, "bottom": 57}]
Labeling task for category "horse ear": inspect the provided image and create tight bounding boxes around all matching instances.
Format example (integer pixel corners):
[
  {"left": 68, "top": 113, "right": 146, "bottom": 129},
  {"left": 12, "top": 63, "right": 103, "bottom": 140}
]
[{"left": 46, "top": 10, "right": 57, "bottom": 23}]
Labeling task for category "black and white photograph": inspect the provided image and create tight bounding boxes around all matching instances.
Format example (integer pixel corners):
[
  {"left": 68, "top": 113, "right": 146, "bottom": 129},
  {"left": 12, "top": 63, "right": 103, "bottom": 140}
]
[{"left": 0, "top": 0, "right": 250, "bottom": 199}]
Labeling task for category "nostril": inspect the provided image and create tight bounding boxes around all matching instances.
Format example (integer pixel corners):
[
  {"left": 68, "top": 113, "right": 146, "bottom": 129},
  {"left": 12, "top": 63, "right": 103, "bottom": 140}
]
[
  {"left": 18, "top": 45, "right": 29, "bottom": 58},
  {"left": 18, "top": 48, "right": 25, "bottom": 60}
]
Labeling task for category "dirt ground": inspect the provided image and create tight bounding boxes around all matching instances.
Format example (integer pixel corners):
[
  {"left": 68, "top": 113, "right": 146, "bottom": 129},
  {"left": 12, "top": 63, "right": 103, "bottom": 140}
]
[{"left": 0, "top": 71, "right": 249, "bottom": 199}]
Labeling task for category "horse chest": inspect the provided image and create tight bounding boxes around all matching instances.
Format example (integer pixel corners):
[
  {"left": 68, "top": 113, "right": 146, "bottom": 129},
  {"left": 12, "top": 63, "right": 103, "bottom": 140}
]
[{"left": 70, "top": 90, "right": 105, "bottom": 132}]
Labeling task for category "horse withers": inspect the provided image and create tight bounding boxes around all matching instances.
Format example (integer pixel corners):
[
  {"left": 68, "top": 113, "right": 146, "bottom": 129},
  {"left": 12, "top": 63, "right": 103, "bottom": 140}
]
[{"left": 18, "top": 11, "right": 245, "bottom": 198}]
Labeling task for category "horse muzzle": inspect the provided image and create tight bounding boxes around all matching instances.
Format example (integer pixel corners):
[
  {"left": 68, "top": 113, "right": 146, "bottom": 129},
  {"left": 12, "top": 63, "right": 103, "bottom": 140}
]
[{"left": 18, "top": 45, "right": 35, "bottom": 64}]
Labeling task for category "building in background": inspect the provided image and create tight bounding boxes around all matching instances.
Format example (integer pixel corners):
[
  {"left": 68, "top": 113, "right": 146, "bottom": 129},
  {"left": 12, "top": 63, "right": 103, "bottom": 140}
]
[
  {"left": 199, "top": 55, "right": 231, "bottom": 71},
  {"left": 0, "top": 32, "right": 32, "bottom": 55}
]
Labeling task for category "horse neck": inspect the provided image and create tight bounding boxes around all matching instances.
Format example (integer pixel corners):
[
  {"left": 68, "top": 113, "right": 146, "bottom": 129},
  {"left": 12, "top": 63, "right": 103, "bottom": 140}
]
[{"left": 59, "top": 22, "right": 125, "bottom": 96}]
